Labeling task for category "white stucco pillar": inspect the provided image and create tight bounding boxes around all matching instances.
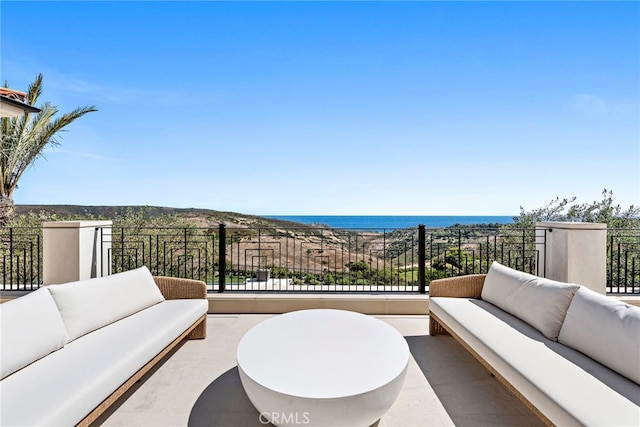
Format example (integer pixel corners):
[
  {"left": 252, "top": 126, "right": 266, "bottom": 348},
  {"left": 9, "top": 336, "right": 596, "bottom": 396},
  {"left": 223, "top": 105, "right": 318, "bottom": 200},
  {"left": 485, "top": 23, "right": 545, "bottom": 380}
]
[
  {"left": 43, "top": 221, "right": 112, "bottom": 285},
  {"left": 535, "top": 221, "right": 607, "bottom": 294}
]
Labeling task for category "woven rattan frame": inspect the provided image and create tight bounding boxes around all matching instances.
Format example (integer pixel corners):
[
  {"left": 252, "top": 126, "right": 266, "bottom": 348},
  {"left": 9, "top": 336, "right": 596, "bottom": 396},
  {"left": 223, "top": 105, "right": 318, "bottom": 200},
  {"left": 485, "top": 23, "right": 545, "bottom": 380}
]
[
  {"left": 77, "top": 276, "right": 208, "bottom": 426},
  {"left": 429, "top": 274, "right": 486, "bottom": 298}
]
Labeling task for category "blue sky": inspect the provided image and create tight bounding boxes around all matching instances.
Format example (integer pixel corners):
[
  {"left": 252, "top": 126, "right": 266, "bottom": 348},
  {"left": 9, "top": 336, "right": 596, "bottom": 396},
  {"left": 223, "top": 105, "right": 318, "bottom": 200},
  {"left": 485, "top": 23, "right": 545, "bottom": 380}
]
[{"left": 2, "top": 1, "right": 638, "bottom": 215}]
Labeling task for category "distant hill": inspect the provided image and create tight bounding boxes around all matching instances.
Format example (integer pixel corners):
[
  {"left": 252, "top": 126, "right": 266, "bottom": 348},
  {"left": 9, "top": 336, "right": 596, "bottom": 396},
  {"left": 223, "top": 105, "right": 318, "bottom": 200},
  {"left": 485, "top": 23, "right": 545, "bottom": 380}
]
[
  {"left": 10, "top": 204, "right": 513, "bottom": 279},
  {"left": 14, "top": 204, "right": 306, "bottom": 229}
]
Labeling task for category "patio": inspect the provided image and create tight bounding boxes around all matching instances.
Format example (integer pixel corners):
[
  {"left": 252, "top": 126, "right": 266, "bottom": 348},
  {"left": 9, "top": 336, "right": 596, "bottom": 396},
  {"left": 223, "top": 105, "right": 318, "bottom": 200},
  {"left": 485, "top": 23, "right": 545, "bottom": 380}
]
[{"left": 95, "top": 314, "right": 544, "bottom": 427}]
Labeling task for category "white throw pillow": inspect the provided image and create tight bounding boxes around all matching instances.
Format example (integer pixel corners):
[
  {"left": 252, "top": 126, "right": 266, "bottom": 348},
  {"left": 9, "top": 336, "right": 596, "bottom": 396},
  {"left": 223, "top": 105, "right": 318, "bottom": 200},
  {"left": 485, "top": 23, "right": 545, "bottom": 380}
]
[
  {"left": 48, "top": 266, "right": 165, "bottom": 341},
  {"left": 481, "top": 261, "right": 580, "bottom": 341},
  {"left": 558, "top": 287, "right": 640, "bottom": 384},
  {"left": 0, "top": 288, "right": 70, "bottom": 379}
]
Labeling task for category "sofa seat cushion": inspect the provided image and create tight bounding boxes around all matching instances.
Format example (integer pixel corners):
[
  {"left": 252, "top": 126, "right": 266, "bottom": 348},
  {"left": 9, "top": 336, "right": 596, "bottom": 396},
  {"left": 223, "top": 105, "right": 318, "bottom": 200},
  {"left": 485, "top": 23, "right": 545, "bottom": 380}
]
[
  {"left": 559, "top": 287, "right": 640, "bottom": 385},
  {"left": 47, "top": 266, "right": 165, "bottom": 341},
  {"left": 0, "top": 299, "right": 207, "bottom": 427},
  {"left": 430, "top": 297, "right": 640, "bottom": 427},
  {"left": 480, "top": 261, "right": 580, "bottom": 340},
  {"left": 0, "top": 288, "right": 70, "bottom": 379}
]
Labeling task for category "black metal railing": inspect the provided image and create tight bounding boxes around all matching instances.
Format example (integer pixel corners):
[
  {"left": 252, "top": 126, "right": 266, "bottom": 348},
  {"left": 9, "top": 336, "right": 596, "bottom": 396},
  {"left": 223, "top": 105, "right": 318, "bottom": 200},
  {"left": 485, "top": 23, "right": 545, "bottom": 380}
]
[
  {"left": 106, "top": 224, "right": 544, "bottom": 293},
  {"left": 3, "top": 224, "right": 638, "bottom": 295},
  {"left": 607, "top": 228, "right": 640, "bottom": 294},
  {"left": 0, "top": 227, "right": 42, "bottom": 291},
  {"left": 108, "top": 226, "right": 217, "bottom": 282}
]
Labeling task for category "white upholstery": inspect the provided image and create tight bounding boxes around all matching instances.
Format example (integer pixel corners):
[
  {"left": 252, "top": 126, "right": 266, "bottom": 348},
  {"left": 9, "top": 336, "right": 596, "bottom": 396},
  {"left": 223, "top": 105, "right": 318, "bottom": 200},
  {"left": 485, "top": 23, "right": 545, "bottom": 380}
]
[
  {"left": 430, "top": 297, "right": 640, "bottom": 427},
  {"left": 481, "top": 261, "right": 580, "bottom": 340},
  {"left": 0, "top": 299, "right": 207, "bottom": 427},
  {"left": 559, "top": 287, "right": 640, "bottom": 385},
  {"left": 0, "top": 288, "right": 69, "bottom": 379},
  {"left": 48, "top": 266, "right": 165, "bottom": 341}
]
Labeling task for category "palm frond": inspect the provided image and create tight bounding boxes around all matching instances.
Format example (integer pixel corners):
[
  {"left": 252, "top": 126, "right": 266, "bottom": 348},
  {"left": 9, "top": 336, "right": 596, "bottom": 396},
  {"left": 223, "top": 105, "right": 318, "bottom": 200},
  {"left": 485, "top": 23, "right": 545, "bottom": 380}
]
[{"left": 0, "top": 74, "right": 97, "bottom": 201}]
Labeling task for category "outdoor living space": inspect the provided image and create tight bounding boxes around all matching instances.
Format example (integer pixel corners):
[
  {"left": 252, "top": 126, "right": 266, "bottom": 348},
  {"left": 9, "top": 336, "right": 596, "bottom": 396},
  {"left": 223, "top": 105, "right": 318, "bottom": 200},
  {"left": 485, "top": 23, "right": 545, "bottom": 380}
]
[
  {"left": 3, "top": 2, "right": 639, "bottom": 425},
  {"left": 2, "top": 219, "right": 638, "bottom": 426},
  {"left": 95, "top": 313, "right": 544, "bottom": 427}
]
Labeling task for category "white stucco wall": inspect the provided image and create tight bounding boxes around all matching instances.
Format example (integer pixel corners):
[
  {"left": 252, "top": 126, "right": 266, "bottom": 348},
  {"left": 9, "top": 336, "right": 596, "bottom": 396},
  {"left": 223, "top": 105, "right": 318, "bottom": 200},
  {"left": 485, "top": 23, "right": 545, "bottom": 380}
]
[
  {"left": 536, "top": 222, "right": 607, "bottom": 294},
  {"left": 43, "top": 221, "right": 112, "bottom": 285}
]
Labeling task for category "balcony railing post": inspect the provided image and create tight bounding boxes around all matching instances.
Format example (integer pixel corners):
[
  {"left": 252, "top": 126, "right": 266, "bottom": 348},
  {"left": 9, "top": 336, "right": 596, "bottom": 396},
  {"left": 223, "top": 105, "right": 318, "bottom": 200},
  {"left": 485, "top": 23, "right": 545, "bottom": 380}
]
[
  {"left": 9, "top": 227, "right": 14, "bottom": 287},
  {"left": 184, "top": 227, "right": 188, "bottom": 278},
  {"left": 218, "top": 223, "right": 226, "bottom": 293},
  {"left": 120, "top": 227, "right": 125, "bottom": 273},
  {"left": 418, "top": 224, "right": 426, "bottom": 294}
]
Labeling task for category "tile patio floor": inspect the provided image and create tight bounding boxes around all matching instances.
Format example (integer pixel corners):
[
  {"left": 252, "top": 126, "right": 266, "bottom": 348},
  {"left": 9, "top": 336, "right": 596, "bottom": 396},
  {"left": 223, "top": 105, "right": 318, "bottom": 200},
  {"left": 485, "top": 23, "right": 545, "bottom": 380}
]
[{"left": 97, "top": 315, "right": 544, "bottom": 427}]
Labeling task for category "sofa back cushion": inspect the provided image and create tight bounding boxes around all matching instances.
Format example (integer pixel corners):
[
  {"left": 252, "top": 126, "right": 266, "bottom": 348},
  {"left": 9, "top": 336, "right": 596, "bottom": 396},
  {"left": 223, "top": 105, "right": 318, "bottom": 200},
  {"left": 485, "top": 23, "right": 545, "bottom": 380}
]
[
  {"left": 558, "top": 287, "right": 640, "bottom": 384},
  {"left": 1, "top": 287, "right": 70, "bottom": 379},
  {"left": 48, "top": 266, "right": 165, "bottom": 341},
  {"left": 481, "top": 261, "right": 580, "bottom": 341}
]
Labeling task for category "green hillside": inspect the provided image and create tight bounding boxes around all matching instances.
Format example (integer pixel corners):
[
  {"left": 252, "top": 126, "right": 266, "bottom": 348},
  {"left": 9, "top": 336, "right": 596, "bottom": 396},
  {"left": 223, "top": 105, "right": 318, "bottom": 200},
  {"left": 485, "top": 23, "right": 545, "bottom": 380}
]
[{"left": 16, "top": 204, "right": 288, "bottom": 226}]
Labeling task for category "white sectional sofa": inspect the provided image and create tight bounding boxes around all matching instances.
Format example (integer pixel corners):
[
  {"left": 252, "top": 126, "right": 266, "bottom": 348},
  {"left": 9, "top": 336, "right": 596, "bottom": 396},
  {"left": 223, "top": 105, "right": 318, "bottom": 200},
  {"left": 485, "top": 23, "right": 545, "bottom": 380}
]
[
  {"left": 429, "top": 261, "right": 640, "bottom": 426},
  {"left": 0, "top": 266, "right": 208, "bottom": 427}
]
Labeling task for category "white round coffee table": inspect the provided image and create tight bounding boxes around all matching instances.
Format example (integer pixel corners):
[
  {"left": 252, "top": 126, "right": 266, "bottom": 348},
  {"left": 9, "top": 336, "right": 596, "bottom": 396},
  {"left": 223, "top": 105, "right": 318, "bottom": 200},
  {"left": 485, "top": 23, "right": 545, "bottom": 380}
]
[{"left": 236, "top": 309, "right": 409, "bottom": 427}]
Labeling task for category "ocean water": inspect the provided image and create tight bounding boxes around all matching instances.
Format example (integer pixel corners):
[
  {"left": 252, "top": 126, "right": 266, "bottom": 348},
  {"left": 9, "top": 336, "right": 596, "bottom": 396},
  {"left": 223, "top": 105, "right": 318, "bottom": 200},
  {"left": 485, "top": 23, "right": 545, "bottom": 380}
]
[{"left": 265, "top": 215, "right": 513, "bottom": 230}]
